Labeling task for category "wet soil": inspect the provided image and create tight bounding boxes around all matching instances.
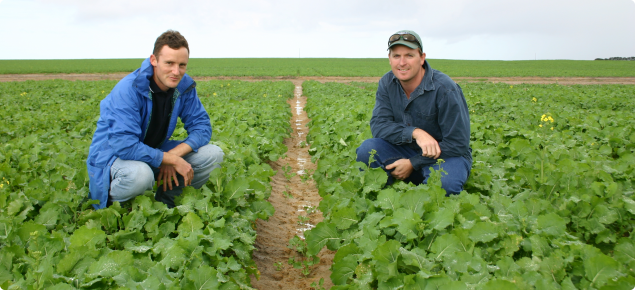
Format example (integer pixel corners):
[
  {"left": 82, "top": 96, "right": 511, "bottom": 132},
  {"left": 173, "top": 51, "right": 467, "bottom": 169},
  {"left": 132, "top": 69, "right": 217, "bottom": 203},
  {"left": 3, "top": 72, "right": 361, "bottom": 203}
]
[{"left": 249, "top": 80, "right": 335, "bottom": 290}]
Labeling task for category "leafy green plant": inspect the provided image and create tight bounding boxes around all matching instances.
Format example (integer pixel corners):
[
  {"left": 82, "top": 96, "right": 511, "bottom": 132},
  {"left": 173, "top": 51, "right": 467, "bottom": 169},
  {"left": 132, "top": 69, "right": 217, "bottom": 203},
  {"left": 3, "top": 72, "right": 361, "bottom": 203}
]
[
  {"left": 301, "top": 80, "right": 635, "bottom": 289},
  {"left": 0, "top": 79, "right": 294, "bottom": 289},
  {"left": 287, "top": 235, "right": 320, "bottom": 277},
  {"left": 283, "top": 164, "right": 296, "bottom": 180}
]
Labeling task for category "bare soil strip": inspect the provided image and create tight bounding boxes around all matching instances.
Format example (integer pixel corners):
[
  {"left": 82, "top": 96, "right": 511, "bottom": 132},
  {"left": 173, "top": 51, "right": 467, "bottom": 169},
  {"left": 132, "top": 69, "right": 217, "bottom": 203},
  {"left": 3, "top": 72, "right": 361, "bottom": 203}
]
[
  {"left": 2, "top": 73, "right": 635, "bottom": 84},
  {"left": 250, "top": 80, "right": 335, "bottom": 289}
]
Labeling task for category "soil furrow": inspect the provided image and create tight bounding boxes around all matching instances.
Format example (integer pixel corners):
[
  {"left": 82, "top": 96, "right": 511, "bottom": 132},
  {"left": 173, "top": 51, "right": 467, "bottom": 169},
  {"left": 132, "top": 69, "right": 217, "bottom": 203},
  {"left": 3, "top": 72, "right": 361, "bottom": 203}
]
[{"left": 250, "top": 80, "right": 334, "bottom": 289}]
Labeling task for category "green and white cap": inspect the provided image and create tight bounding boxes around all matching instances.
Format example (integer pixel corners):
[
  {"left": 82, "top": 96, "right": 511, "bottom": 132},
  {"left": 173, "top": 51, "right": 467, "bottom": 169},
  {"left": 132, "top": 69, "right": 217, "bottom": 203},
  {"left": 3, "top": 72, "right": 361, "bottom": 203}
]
[{"left": 387, "top": 30, "right": 422, "bottom": 50}]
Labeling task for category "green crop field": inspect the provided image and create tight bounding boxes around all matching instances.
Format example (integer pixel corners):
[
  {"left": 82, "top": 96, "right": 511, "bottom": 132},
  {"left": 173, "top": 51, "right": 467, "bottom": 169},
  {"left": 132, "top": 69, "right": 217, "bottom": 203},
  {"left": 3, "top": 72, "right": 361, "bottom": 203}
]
[
  {"left": 1, "top": 69, "right": 635, "bottom": 289},
  {"left": 1, "top": 58, "right": 634, "bottom": 77},
  {"left": 0, "top": 79, "right": 293, "bottom": 289},
  {"left": 301, "top": 81, "right": 635, "bottom": 289}
]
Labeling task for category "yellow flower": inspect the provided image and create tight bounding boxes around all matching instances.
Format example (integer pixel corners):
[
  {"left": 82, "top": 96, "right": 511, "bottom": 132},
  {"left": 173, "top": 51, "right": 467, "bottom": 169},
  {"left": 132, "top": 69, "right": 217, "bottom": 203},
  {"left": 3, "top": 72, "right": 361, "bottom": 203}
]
[
  {"left": 0, "top": 184, "right": 3, "bottom": 188},
  {"left": 263, "top": 94, "right": 267, "bottom": 97},
  {"left": 278, "top": 95, "right": 281, "bottom": 97},
  {"left": 510, "top": 86, "right": 514, "bottom": 88},
  {"left": 539, "top": 124, "right": 543, "bottom": 127},
  {"left": 548, "top": 116, "right": 554, "bottom": 123},
  {"left": 551, "top": 127, "right": 554, "bottom": 130},
  {"left": 227, "top": 83, "right": 230, "bottom": 86},
  {"left": 532, "top": 97, "right": 537, "bottom": 102},
  {"left": 102, "top": 90, "right": 105, "bottom": 93},
  {"left": 213, "top": 92, "right": 217, "bottom": 96}
]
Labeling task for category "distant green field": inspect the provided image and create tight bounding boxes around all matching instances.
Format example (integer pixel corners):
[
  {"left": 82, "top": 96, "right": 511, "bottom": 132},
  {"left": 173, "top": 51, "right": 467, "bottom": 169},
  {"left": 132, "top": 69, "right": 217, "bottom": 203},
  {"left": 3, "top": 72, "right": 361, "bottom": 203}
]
[{"left": 1, "top": 58, "right": 634, "bottom": 77}]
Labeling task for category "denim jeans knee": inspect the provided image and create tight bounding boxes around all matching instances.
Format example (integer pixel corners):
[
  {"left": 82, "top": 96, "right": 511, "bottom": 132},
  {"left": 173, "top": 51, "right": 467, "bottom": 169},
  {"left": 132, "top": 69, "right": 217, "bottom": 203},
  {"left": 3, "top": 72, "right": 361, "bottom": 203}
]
[{"left": 110, "top": 158, "right": 154, "bottom": 203}]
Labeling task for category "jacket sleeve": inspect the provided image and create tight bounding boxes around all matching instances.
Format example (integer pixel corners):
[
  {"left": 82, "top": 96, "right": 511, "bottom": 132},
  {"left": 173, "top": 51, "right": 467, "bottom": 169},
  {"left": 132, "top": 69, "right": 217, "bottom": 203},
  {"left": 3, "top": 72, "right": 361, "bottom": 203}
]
[
  {"left": 370, "top": 78, "right": 417, "bottom": 145},
  {"left": 436, "top": 83, "right": 471, "bottom": 160},
  {"left": 180, "top": 87, "right": 212, "bottom": 152},
  {"left": 105, "top": 88, "right": 164, "bottom": 168}
]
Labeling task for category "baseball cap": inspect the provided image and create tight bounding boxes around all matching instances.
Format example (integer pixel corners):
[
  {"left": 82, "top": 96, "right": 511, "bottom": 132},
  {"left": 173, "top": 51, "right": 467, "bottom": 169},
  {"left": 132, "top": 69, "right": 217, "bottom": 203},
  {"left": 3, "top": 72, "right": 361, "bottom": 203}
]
[{"left": 387, "top": 30, "right": 422, "bottom": 51}]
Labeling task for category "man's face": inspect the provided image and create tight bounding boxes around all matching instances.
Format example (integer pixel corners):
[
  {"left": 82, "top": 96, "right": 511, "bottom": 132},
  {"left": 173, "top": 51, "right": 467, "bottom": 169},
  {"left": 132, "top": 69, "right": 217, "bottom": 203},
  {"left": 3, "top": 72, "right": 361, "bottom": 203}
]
[
  {"left": 389, "top": 45, "right": 426, "bottom": 84},
  {"left": 150, "top": 45, "right": 189, "bottom": 91}
]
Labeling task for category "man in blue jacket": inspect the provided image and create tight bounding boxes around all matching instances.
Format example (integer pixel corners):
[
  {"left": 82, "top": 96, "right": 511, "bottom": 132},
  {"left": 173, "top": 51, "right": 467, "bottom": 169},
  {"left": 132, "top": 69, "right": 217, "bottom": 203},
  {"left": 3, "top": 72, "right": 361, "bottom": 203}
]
[
  {"left": 87, "top": 30, "right": 223, "bottom": 209},
  {"left": 356, "top": 30, "right": 472, "bottom": 195}
]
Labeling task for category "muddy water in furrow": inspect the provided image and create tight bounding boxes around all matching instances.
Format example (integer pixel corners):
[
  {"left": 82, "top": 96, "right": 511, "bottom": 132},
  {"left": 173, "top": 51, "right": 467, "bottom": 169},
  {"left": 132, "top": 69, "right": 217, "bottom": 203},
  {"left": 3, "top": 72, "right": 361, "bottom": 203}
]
[{"left": 251, "top": 81, "right": 334, "bottom": 289}]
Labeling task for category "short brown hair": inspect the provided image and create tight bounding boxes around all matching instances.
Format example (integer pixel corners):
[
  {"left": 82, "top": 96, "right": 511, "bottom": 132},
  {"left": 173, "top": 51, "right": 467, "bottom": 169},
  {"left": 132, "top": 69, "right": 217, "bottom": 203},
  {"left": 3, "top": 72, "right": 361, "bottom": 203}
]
[{"left": 153, "top": 30, "right": 189, "bottom": 56}]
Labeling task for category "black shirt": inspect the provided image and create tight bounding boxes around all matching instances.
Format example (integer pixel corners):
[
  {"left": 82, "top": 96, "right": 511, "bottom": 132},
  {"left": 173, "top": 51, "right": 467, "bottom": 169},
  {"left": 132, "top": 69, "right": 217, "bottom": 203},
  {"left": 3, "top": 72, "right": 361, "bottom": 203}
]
[{"left": 144, "top": 77, "right": 174, "bottom": 148}]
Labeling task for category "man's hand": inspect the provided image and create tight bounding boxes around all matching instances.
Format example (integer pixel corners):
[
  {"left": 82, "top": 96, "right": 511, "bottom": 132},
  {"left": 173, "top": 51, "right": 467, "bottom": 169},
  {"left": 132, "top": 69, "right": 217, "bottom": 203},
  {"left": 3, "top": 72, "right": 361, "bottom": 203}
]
[
  {"left": 385, "top": 159, "right": 414, "bottom": 180},
  {"left": 413, "top": 128, "right": 441, "bottom": 159},
  {"left": 160, "top": 152, "right": 194, "bottom": 191}
]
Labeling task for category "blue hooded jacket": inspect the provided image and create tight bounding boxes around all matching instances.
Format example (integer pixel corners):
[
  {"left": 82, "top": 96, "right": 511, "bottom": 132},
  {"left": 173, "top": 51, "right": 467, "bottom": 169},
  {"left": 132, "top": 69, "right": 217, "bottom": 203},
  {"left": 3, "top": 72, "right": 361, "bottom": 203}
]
[{"left": 86, "top": 58, "right": 211, "bottom": 209}]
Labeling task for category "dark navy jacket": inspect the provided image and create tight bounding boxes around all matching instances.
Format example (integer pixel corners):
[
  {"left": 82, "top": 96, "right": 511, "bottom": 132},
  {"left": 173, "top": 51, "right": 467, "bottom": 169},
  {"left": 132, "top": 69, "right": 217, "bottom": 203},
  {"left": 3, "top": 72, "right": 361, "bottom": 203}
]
[{"left": 370, "top": 61, "right": 472, "bottom": 170}]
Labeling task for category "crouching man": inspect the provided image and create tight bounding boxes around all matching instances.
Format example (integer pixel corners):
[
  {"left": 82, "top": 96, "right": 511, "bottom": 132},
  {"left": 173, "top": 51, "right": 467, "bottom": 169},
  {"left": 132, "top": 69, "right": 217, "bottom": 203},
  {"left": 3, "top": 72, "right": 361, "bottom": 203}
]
[
  {"left": 87, "top": 30, "right": 223, "bottom": 209},
  {"left": 356, "top": 30, "right": 472, "bottom": 195}
]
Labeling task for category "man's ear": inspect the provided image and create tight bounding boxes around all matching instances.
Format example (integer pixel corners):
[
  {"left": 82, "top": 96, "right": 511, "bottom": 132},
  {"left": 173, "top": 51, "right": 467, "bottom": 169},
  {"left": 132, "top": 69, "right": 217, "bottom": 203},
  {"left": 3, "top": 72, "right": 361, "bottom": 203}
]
[{"left": 150, "top": 54, "right": 158, "bottom": 66}]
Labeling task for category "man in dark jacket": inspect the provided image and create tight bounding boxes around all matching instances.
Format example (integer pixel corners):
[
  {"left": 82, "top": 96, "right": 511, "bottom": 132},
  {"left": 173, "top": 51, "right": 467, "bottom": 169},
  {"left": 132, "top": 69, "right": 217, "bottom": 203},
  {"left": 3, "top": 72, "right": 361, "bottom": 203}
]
[
  {"left": 356, "top": 30, "right": 472, "bottom": 195},
  {"left": 86, "top": 30, "right": 223, "bottom": 209}
]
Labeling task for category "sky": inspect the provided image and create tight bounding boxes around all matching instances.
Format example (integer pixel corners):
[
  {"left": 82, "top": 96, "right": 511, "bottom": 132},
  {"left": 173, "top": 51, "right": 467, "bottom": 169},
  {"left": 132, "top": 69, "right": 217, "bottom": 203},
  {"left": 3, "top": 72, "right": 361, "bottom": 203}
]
[{"left": 0, "top": 0, "right": 634, "bottom": 60}]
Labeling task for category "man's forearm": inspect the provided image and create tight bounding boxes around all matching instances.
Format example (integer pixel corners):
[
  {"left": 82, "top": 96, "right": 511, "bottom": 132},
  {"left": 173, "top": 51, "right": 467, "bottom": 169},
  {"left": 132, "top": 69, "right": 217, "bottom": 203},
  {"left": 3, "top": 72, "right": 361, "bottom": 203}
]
[
  {"left": 168, "top": 143, "right": 193, "bottom": 158},
  {"left": 161, "top": 143, "right": 193, "bottom": 166}
]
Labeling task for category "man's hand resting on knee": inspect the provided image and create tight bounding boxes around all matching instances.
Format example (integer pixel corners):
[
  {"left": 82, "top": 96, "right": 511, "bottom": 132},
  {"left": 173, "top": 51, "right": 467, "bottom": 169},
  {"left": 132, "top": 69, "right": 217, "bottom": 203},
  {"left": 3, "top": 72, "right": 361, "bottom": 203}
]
[
  {"left": 385, "top": 159, "right": 414, "bottom": 180},
  {"left": 159, "top": 151, "right": 194, "bottom": 191},
  {"left": 413, "top": 128, "right": 441, "bottom": 159}
]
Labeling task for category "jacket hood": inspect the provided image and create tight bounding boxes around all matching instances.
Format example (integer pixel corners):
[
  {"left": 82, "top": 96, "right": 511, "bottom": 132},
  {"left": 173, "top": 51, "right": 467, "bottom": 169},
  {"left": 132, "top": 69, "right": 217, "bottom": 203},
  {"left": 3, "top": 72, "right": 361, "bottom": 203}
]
[{"left": 133, "top": 57, "right": 195, "bottom": 98}]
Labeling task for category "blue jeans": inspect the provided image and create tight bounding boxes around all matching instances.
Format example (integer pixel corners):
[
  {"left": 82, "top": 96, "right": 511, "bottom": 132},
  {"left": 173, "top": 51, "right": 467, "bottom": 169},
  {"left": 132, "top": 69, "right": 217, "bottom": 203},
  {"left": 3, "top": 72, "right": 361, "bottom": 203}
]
[
  {"left": 109, "top": 144, "right": 224, "bottom": 207},
  {"left": 356, "top": 138, "right": 471, "bottom": 195}
]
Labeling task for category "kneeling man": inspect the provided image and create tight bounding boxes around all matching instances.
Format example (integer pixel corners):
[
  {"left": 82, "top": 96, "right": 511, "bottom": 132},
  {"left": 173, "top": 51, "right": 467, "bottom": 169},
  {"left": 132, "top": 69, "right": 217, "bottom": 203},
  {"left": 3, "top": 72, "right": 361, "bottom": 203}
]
[
  {"left": 87, "top": 30, "right": 223, "bottom": 209},
  {"left": 356, "top": 30, "right": 472, "bottom": 195}
]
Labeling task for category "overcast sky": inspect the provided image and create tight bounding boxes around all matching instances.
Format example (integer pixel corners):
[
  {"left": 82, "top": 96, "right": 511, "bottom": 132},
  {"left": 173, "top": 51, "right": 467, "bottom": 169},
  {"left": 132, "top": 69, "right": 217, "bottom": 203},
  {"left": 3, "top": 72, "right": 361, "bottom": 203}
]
[{"left": 1, "top": 0, "right": 633, "bottom": 60}]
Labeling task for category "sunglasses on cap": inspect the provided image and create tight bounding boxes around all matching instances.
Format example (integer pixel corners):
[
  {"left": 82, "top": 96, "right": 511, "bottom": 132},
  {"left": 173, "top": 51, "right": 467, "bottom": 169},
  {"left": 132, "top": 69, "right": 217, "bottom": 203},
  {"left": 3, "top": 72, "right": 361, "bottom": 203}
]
[{"left": 388, "top": 33, "right": 421, "bottom": 47}]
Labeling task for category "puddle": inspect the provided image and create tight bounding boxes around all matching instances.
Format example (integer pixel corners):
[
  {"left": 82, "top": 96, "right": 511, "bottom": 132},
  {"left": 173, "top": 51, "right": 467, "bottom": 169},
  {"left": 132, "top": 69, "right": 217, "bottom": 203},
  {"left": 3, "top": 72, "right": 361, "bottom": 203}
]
[{"left": 296, "top": 203, "right": 317, "bottom": 240}]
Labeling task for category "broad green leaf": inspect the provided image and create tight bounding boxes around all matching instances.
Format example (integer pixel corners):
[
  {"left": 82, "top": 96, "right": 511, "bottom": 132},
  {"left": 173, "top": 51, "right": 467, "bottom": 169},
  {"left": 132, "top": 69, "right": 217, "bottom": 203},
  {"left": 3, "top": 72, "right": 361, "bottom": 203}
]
[
  {"left": 613, "top": 238, "right": 635, "bottom": 265},
  {"left": 331, "top": 255, "right": 358, "bottom": 285},
  {"left": 69, "top": 225, "right": 106, "bottom": 250},
  {"left": 584, "top": 254, "right": 621, "bottom": 288},
  {"left": 536, "top": 213, "right": 567, "bottom": 236},
  {"left": 468, "top": 222, "right": 498, "bottom": 243},
  {"left": 481, "top": 279, "right": 520, "bottom": 290},
  {"left": 376, "top": 188, "right": 399, "bottom": 211},
  {"left": 332, "top": 207, "right": 358, "bottom": 230},
  {"left": 184, "top": 264, "right": 220, "bottom": 290},
  {"left": 426, "top": 207, "right": 455, "bottom": 231},
  {"left": 87, "top": 250, "right": 134, "bottom": 278},
  {"left": 399, "top": 188, "right": 428, "bottom": 217},
  {"left": 372, "top": 240, "right": 401, "bottom": 282},
  {"left": 393, "top": 208, "right": 421, "bottom": 240},
  {"left": 305, "top": 222, "right": 341, "bottom": 256},
  {"left": 362, "top": 167, "right": 387, "bottom": 194},
  {"left": 177, "top": 212, "right": 204, "bottom": 235},
  {"left": 430, "top": 233, "right": 462, "bottom": 260}
]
